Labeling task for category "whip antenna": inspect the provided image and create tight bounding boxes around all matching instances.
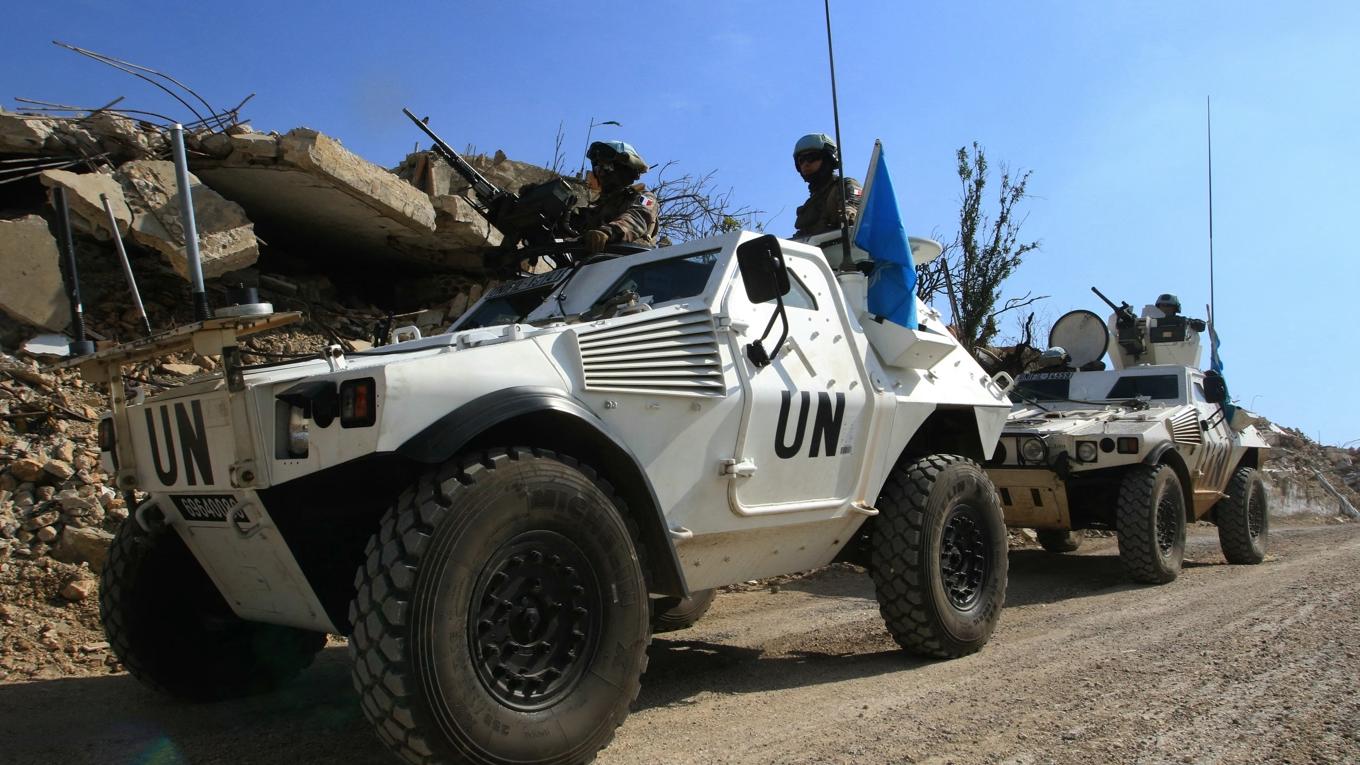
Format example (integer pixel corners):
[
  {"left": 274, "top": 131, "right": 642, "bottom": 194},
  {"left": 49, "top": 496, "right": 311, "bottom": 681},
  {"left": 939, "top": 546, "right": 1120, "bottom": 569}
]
[
  {"left": 1206, "top": 96, "right": 1216, "bottom": 333},
  {"left": 823, "top": 0, "right": 853, "bottom": 269}
]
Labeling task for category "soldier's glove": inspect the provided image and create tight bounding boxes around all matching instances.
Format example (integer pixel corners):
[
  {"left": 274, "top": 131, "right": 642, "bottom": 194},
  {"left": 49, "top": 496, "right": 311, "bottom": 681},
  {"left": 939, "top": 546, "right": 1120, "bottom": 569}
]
[
  {"left": 1189, "top": 318, "right": 1207, "bottom": 332},
  {"left": 583, "top": 228, "right": 611, "bottom": 253}
]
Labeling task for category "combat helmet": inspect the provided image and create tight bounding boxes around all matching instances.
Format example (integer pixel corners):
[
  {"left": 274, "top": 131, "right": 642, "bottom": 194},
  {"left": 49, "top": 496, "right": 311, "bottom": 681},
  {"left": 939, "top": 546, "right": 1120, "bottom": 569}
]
[
  {"left": 793, "top": 132, "right": 838, "bottom": 166},
  {"left": 587, "top": 140, "right": 649, "bottom": 178},
  {"left": 1155, "top": 293, "right": 1182, "bottom": 314}
]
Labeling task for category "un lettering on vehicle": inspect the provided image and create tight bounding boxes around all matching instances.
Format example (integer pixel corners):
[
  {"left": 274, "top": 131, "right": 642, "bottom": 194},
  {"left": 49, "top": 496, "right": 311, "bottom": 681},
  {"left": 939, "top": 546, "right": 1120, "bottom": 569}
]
[{"left": 136, "top": 398, "right": 231, "bottom": 490}]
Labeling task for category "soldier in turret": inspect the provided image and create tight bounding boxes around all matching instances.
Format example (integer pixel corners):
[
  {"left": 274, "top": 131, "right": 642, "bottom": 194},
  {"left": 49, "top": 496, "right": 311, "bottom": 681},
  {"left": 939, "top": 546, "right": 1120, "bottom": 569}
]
[
  {"left": 575, "top": 140, "right": 660, "bottom": 252},
  {"left": 792, "top": 132, "right": 862, "bottom": 239}
]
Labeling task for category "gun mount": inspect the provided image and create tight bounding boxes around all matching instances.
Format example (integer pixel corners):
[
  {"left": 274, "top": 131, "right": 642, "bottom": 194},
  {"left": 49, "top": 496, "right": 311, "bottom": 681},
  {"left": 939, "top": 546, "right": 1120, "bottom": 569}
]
[{"left": 403, "top": 108, "right": 580, "bottom": 270}]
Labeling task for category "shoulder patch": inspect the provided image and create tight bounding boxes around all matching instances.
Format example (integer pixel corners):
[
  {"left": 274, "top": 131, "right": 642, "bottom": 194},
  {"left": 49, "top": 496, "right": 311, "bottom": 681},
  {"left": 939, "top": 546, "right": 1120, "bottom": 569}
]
[{"left": 641, "top": 196, "right": 654, "bottom": 207}]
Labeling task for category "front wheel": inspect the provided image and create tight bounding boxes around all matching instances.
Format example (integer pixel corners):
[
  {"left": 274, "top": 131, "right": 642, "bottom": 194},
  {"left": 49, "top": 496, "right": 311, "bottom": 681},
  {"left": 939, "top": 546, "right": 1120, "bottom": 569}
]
[
  {"left": 100, "top": 515, "right": 326, "bottom": 701},
  {"left": 348, "top": 448, "right": 651, "bottom": 765},
  {"left": 1215, "top": 466, "right": 1268, "bottom": 564},
  {"left": 1116, "top": 464, "right": 1186, "bottom": 583},
  {"left": 869, "top": 455, "right": 1008, "bottom": 659}
]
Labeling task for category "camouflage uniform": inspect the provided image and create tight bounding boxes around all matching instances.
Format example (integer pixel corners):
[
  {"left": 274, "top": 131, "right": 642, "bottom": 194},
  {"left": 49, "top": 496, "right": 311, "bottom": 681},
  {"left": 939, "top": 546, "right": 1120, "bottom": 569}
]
[
  {"left": 793, "top": 175, "right": 862, "bottom": 239},
  {"left": 575, "top": 183, "right": 660, "bottom": 246}
]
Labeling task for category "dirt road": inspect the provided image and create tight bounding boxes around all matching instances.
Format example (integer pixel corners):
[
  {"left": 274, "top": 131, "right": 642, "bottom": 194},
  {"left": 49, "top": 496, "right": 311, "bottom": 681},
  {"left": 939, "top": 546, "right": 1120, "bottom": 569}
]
[{"left": 3, "top": 521, "right": 1357, "bottom": 764}]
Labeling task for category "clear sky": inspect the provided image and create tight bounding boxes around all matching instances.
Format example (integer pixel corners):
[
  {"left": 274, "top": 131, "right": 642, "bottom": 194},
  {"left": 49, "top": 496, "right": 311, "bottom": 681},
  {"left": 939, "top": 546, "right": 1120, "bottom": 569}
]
[{"left": 6, "top": 1, "right": 1357, "bottom": 445}]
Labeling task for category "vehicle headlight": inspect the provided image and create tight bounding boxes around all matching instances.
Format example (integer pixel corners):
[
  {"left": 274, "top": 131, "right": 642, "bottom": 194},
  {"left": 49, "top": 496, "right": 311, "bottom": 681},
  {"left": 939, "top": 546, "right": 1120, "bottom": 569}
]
[
  {"left": 1020, "top": 437, "right": 1047, "bottom": 464},
  {"left": 1076, "top": 441, "right": 1098, "bottom": 462},
  {"left": 287, "top": 405, "right": 309, "bottom": 457}
]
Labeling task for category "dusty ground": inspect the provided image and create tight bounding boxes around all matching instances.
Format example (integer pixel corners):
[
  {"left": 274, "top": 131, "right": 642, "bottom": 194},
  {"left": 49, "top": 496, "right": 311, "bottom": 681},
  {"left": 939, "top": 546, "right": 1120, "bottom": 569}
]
[{"left": 1, "top": 520, "right": 1356, "bottom": 765}]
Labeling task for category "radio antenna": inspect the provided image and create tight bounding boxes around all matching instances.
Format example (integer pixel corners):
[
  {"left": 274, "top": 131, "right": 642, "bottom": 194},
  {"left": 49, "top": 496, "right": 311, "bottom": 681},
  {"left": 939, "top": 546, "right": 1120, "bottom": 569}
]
[
  {"left": 823, "top": 0, "right": 853, "bottom": 270},
  {"left": 1206, "top": 96, "right": 1216, "bottom": 334}
]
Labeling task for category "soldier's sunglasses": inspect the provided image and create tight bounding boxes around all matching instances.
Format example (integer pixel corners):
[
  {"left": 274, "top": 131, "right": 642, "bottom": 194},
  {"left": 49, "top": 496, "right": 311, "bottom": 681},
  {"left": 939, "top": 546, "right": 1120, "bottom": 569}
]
[{"left": 795, "top": 152, "right": 822, "bottom": 167}]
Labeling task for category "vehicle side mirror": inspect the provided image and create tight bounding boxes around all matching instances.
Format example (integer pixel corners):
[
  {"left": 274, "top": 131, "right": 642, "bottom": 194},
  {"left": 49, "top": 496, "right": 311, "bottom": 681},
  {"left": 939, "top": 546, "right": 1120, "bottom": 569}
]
[
  {"left": 736, "top": 234, "right": 790, "bottom": 304},
  {"left": 1203, "top": 370, "right": 1228, "bottom": 404}
]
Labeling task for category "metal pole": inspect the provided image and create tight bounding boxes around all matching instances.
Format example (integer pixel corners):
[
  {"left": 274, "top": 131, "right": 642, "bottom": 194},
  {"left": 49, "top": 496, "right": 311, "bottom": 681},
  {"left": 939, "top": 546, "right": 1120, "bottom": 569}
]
[
  {"left": 51, "top": 186, "right": 96, "bottom": 356},
  {"left": 1206, "top": 97, "right": 1215, "bottom": 337},
  {"left": 169, "top": 123, "right": 212, "bottom": 321},
  {"left": 99, "top": 193, "right": 152, "bottom": 336},
  {"left": 823, "top": 0, "right": 853, "bottom": 270}
]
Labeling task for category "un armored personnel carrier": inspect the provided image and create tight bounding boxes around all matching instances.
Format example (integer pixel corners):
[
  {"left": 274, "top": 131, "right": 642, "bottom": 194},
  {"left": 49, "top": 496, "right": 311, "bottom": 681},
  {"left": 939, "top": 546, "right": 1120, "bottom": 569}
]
[
  {"left": 986, "top": 288, "right": 1269, "bottom": 584},
  {"left": 75, "top": 227, "right": 1014, "bottom": 765}
]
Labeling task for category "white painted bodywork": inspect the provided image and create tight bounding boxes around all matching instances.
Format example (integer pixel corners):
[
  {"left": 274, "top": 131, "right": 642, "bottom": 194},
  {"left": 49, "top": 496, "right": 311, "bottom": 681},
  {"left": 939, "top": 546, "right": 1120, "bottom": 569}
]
[{"left": 102, "top": 231, "right": 1011, "bottom": 629}]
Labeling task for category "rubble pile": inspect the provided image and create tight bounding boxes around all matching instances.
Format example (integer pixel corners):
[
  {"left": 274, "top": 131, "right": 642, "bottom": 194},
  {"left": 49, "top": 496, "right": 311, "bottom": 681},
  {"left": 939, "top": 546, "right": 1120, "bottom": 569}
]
[{"left": 1260, "top": 426, "right": 1360, "bottom": 518}]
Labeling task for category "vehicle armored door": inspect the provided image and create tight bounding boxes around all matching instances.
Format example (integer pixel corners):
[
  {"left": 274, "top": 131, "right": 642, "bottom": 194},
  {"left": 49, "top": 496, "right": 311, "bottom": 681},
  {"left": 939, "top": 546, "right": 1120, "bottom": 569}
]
[{"left": 723, "top": 250, "right": 871, "bottom": 515}]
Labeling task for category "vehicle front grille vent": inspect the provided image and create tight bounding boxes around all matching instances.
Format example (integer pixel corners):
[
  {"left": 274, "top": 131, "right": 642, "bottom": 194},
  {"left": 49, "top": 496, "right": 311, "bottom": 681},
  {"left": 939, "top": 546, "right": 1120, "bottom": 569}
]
[
  {"left": 576, "top": 310, "right": 725, "bottom": 397},
  {"left": 1169, "top": 408, "right": 1203, "bottom": 444}
]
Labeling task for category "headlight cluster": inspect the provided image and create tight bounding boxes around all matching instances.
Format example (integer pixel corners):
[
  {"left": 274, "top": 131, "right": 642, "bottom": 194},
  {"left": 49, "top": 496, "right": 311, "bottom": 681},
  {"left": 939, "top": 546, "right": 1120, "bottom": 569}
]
[
  {"left": 1076, "top": 441, "right": 1099, "bottom": 462},
  {"left": 1020, "top": 438, "right": 1047, "bottom": 464},
  {"left": 287, "top": 405, "right": 309, "bottom": 457}
]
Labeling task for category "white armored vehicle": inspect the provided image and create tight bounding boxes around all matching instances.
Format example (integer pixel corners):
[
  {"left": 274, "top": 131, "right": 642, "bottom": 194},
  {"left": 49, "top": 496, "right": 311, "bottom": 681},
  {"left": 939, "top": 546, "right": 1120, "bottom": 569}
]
[
  {"left": 78, "top": 230, "right": 1013, "bottom": 765},
  {"left": 985, "top": 288, "right": 1269, "bottom": 584}
]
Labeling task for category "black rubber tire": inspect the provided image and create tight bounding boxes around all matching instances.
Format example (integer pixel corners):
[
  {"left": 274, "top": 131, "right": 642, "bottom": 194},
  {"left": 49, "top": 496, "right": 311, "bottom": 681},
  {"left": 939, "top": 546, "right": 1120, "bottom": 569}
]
[
  {"left": 1036, "top": 529, "right": 1083, "bottom": 554},
  {"left": 651, "top": 589, "right": 717, "bottom": 633},
  {"left": 99, "top": 516, "right": 326, "bottom": 701},
  {"left": 1215, "top": 466, "right": 1269, "bottom": 565},
  {"left": 1115, "top": 465, "right": 1186, "bottom": 584},
  {"left": 869, "top": 455, "right": 1008, "bottom": 659},
  {"left": 348, "top": 447, "right": 651, "bottom": 765}
]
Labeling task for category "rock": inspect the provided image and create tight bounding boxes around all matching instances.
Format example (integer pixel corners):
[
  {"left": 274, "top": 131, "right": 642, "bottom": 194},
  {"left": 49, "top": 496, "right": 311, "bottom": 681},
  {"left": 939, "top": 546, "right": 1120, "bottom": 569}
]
[
  {"left": 24, "top": 510, "right": 60, "bottom": 530},
  {"left": 43, "top": 460, "right": 75, "bottom": 481},
  {"left": 60, "top": 578, "right": 97, "bottom": 602},
  {"left": 59, "top": 493, "right": 100, "bottom": 514},
  {"left": 52, "top": 440, "right": 76, "bottom": 464},
  {"left": 38, "top": 169, "right": 131, "bottom": 241},
  {"left": 115, "top": 160, "right": 259, "bottom": 279},
  {"left": 36, "top": 525, "right": 58, "bottom": 543},
  {"left": 0, "top": 216, "right": 70, "bottom": 331},
  {"left": 0, "top": 108, "right": 57, "bottom": 153},
  {"left": 159, "top": 362, "right": 202, "bottom": 376},
  {"left": 50, "top": 526, "right": 114, "bottom": 572}
]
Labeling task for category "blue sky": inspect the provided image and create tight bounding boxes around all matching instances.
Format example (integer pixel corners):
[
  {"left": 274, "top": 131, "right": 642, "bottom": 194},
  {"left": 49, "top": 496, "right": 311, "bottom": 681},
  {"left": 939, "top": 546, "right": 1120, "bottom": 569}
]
[{"left": 6, "top": 1, "right": 1357, "bottom": 444}]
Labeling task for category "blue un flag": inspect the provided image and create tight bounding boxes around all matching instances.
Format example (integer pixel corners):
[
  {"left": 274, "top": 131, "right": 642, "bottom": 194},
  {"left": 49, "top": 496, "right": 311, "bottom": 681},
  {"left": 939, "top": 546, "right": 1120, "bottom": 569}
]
[{"left": 854, "top": 143, "right": 917, "bottom": 329}]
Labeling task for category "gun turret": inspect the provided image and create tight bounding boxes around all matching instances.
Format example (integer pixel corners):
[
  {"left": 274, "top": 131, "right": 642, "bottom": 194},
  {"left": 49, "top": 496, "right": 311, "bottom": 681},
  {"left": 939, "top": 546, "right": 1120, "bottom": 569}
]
[
  {"left": 1091, "top": 285, "right": 1147, "bottom": 361},
  {"left": 403, "top": 108, "right": 578, "bottom": 261}
]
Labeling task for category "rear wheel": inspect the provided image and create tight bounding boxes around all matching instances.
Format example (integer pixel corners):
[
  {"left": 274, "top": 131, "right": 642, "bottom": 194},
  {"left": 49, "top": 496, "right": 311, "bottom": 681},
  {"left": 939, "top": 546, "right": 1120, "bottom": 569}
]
[
  {"left": 348, "top": 448, "right": 651, "bottom": 765},
  {"left": 869, "top": 455, "right": 1008, "bottom": 658},
  {"left": 1036, "top": 529, "right": 1083, "bottom": 554},
  {"left": 1215, "top": 466, "right": 1269, "bottom": 564},
  {"left": 1115, "top": 465, "right": 1186, "bottom": 584},
  {"left": 100, "top": 514, "right": 326, "bottom": 701},
  {"left": 651, "top": 589, "right": 717, "bottom": 633}
]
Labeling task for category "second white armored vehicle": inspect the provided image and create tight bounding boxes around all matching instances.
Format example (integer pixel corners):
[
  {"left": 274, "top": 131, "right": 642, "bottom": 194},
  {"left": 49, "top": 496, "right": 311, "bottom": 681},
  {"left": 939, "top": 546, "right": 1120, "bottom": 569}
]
[
  {"left": 985, "top": 289, "right": 1269, "bottom": 584},
  {"left": 81, "top": 230, "right": 1014, "bottom": 765}
]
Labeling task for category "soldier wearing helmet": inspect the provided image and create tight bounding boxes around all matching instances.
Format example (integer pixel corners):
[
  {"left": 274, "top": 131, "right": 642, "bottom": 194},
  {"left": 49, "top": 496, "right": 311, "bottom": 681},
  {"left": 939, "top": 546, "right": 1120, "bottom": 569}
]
[
  {"left": 573, "top": 140, "right": 660, "bottom": 252},
  {"left": 792, "top": 132, "right": 862, "bottom": 239}
]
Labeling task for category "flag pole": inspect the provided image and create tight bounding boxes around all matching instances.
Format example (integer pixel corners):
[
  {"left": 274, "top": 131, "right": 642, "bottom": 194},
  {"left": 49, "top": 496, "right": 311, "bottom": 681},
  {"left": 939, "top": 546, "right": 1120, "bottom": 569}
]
[
  {"left": 1206, "top": 95, "right": 1216, "bottom": 346},
  {"left": 823, "top": 0, "right": 853, "bottom": 270}
]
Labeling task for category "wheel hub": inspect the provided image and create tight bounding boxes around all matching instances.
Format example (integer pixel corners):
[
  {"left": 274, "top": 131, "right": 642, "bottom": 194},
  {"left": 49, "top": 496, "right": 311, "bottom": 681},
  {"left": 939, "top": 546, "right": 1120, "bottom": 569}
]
[
  {"left": 940, "top": 504, "right": 989, "bottom": 609},
  {"left": 468, "top": 530, "right": 600, "bottom": 711},
  {"left": 1247, "top": 483, "right": 1265, "bottom": 540},
  {"left": 1155, "top": 493, "right": 1180, "bottom": 555}
]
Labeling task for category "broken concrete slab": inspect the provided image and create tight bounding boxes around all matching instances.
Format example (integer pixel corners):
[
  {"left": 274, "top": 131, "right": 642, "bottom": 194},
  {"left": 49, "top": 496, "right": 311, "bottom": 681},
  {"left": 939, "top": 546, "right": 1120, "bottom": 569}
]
[
  {"left": 115, "top": 160, "right": 259, "bottom": 279},
  {"left": 0, "top": 108, "right": 55, "bottom": 154},
  {"left": 0, "top": 215, "right": 70, "bottom": 331},
  {"left": 38, "top": 169, "right": 131, "bottom": 241},
  {"left": 192, "top": 129, "right": 486, "bottom": 272}
]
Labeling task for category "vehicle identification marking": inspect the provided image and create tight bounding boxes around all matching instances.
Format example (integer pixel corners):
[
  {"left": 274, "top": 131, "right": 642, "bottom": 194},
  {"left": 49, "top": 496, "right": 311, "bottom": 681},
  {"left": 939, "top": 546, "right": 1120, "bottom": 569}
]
[
  {"left": 774, "top": 390, "right": 846, "bottom": 459},
  {"left": 170, "top": 494, "right": 237, "bottom": 523},
  {"left": 144, "top": 400, "right": 215, "bottom": 487}
]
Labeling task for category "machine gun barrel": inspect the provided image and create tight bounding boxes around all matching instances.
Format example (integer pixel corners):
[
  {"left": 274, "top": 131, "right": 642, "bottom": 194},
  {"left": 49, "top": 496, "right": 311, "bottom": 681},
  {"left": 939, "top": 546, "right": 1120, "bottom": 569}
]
[
  {"left": 1090, "top": 286, "right": 1121, "bottom": 314},
  {"left": 402, "top": 107, "right": 502, "bottom": 208}
]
